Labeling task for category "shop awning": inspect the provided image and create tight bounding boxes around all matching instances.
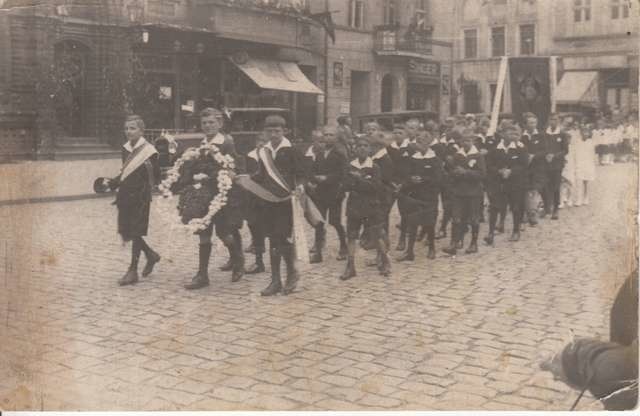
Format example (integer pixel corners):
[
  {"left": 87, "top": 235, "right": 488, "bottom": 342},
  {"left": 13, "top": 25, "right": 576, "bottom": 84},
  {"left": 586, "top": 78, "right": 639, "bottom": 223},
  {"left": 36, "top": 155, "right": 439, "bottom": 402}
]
[
  {"left": 556, "top": 71, "right": 599, "bottom": 104},
  {"left": 229, "top": 57, "right": 323, "bottom": 95}
]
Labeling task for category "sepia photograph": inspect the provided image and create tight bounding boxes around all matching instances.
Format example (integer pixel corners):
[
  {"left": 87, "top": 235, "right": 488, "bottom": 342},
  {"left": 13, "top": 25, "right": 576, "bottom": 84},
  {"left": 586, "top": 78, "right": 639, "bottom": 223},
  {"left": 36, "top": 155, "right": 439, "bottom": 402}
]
[{"left": 0, "top": 0, "right": 638, "bottom": 412}]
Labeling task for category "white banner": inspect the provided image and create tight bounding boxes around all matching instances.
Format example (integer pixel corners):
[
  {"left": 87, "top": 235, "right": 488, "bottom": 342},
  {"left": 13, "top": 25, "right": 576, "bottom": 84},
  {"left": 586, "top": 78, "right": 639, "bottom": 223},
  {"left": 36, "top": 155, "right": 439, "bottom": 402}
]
[{"left": 488, "top": 56, "right": 509, "bottom": 137}]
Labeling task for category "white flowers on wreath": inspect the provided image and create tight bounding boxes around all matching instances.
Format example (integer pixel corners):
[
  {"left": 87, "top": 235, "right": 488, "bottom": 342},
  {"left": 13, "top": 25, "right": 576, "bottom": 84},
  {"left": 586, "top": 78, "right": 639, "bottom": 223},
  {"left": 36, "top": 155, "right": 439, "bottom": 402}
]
[{"left": 158, "top": 139, "right": 236, "bottom": 233}]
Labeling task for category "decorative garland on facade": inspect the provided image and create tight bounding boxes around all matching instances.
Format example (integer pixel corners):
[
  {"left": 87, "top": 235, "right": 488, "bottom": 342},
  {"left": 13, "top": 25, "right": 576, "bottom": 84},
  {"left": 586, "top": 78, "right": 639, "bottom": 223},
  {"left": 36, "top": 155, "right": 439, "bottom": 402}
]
[{"left": 158, "top": 139, "right": 235, "bottom": 233}]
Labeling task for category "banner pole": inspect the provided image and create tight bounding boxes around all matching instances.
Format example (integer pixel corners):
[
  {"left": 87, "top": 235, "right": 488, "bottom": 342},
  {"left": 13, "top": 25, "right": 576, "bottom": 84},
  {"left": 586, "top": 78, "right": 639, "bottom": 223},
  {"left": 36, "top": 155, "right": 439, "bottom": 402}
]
[
  {"left": 488, "top": 56, "right": 508, "bottom": 137},
  {"left": 550, "top": 55, "right": 558, "bottom": 113}
]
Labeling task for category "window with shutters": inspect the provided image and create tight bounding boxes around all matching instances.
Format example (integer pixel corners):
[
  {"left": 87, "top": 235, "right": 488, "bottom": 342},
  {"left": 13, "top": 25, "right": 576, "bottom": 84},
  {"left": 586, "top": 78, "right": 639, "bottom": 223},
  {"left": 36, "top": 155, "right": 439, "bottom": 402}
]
[
  {"left": 348, "top": 0, "right": 365, "bottom": 29},
  {"left": 464, "top": 29, "right": 477, "bottom": 59},
  {"left": 519, "top": 24, "right": 535, "bottom": 55},
  {"left": 573, "top": 0, "right": 591, "bottom": 22},
  {"left": 383, "top": 0, "right": 397, "bottom": 25},
  {"left": 611, "top": 0, "right": 629, "bottom": 19},
  {"left": 491, "top": 26, "right": 505, "bottom": 57}
]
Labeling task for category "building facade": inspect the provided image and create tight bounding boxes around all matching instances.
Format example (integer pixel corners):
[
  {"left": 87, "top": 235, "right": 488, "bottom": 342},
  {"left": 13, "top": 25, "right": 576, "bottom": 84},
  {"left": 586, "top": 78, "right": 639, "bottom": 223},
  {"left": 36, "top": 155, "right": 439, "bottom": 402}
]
[
  {"left": 448, "top": 0, "right": 638, "bottom": 117},
  {"left": 312, "top": 0, "right": 453, "bottom": 127}
]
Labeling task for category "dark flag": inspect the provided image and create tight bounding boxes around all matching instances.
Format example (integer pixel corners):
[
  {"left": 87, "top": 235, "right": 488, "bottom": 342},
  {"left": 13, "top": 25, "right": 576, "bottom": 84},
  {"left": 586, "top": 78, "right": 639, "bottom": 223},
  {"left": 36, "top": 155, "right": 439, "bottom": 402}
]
[
  {"left": 509, "top": 57, "right": 551, "bottom": 128},
  {"left": 309, "top": 11, "right": 336, "bottom": 44}
]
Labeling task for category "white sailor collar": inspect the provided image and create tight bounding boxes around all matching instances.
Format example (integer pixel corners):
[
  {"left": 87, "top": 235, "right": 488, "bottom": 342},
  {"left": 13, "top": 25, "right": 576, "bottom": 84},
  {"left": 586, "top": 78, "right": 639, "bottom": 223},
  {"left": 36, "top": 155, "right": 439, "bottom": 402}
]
[
  {"left": 457, "top": 145, "right": 479, "bottom": 157},
  {"left": 412, "top": 148, "right": 436, "bottom": 159},
  {"left": 247, "top": 149, "right": 258, "bottom": 161},
  {"left": 523, "top": 129, "right": 539, "bottom": 138},
  {"left": 496, "top": 140, "right": 507, "bottom": 150},
  {"left": 439, "top": 134, "right": 448, "bottom": 144},
  {"left": 546, "top": 126, "right": 561, "bottom": 135},
  {"left": 304, "top": 146, "right": 317, "bottom": 161},
  {"left": 372, "top": 147, "right": 388, "bottom": 160},
  {"left": 476, "top": 134, "right": 486, "bottom": 143},
  {"left": 123, "top": 137, "right": 147, "bottom": 152},
  {"left": 350, "top": 157, "right": 374, "bottom": 169},
  {"left": 390, "top": 138, "right": 410, "bottom": 149},
  {"left": 202, "top": 132, "right": 226, "bottom": 146},
  {"left": 264, "top": 137, "right": 292, "bottom": 156}
]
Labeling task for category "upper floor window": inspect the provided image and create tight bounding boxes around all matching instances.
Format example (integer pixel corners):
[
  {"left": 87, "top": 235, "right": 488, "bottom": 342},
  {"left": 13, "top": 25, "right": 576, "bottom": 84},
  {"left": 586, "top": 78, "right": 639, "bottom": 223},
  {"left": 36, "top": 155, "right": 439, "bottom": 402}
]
[
  {"left": 415, "top": 0, "right": 427, "bottom": 30},
  {"left": 491, "top": 26, "right": 505, "bottom": 57},
  {"left": 520, "top": 24, "right": 535, "bottom": 55},
  {"left": 464, "top": 29, "right": 478, "bottom": 59},
  {"left": 611, "top": 0, "right": 630, "bottom": 19},
  {"left": 348, "top": 0, "right": 365, "bottom": 29},
  {"left": 573, "top": 0, "right": 591, "bottom": 22},
  {"left": 383, "top": 0, "right": 397, "bottom": 25}
]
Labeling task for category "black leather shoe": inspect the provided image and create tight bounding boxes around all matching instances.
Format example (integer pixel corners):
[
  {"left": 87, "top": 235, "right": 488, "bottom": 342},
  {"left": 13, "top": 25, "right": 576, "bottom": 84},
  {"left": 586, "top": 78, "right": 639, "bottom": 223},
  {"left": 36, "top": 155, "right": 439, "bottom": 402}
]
[
  {"left": 484, "top": 234, "right": 494, "bottom": 246},
  {"left": 142, "top": 251, "right": 160, "bottom": 277},
  {"left": 184, "top": 273, "right": 209, "bottom": 290},
  {"left": 282, "top": 272, "right": 299, "bottom": 295},
  {"left": 260, "top": 278, "right": 282, "bottom": 296},
  {"left": 551, "top": 212, "right": 559, "bottom": 220},
  {"left": 340, "top": 261, "right": 356, "bottom": 281},
  {"left": 396, "top": 251, "right": 415, "bottom": 262},
  {"left": 465, "top": 242, "right": 478, "bottom": 254},
  {"left": 309, "top": 252, "right": 323, "bottom": 264},
  {"left": 118, "top": 269, "right": 139, "bottom": 286},
  {"left": 442, "top": 246, "right": 457, "bottom": 256}
]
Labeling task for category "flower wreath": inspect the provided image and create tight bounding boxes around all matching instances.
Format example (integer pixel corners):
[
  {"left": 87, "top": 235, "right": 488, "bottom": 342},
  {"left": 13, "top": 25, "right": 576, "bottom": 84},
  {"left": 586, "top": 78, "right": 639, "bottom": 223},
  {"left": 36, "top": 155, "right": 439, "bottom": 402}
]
[{"left": 158, "top": 138, "right": 236, "bottom": 233}]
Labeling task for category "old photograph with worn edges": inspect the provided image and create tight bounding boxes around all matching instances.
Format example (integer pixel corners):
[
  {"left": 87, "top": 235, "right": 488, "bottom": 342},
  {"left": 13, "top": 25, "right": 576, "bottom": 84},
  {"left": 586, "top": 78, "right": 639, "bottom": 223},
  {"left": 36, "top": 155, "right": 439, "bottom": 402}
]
[{"left": 0, "top": 0, "right": 638, "bottom": 412}]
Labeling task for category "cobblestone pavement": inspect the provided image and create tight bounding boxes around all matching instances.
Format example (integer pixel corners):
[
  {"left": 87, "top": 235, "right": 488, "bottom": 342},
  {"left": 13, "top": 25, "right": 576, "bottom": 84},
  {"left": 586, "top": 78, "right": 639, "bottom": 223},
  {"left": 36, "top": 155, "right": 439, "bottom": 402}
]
[{"left": 0, "top": 164, "right": 636, "bottom": 411}]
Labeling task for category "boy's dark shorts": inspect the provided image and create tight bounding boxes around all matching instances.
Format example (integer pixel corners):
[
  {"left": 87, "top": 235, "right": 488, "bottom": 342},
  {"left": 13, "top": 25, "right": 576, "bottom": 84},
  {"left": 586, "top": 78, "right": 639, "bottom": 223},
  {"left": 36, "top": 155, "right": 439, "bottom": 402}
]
[{"left": 451, "top": 195, "right": 482, "bottom": 224}]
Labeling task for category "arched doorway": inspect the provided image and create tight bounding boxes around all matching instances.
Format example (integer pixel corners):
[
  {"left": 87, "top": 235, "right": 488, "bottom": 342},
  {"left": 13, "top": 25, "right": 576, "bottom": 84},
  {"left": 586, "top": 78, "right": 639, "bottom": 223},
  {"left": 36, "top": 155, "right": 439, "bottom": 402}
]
[
  {"left": 54, "top": 40, "right": 90, "bottom": 137},
  {"left": 381, "top": 74, "right": 394, "bottom": 112}
]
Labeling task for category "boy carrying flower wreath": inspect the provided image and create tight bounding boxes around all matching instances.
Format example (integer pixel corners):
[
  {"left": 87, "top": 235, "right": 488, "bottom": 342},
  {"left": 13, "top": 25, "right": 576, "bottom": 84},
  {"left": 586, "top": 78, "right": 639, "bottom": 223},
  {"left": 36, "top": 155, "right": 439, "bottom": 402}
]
[{"left": 161, "top": 108, "right": 245, "bottom": 290}]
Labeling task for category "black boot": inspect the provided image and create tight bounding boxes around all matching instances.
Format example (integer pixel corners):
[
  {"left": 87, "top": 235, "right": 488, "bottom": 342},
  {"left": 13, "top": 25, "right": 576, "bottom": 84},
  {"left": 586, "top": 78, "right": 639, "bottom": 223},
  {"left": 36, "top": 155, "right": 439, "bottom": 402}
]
[
  {"left": 395, "top": 230, "right": 406, "bottom": 251},
  {"left": 118, "top": 268, "right": 139, "bottom": 286},
  {"left": 379, "top": 251, "right": 391, "bottom": 277},
  {"left": 261, "top": 248, "right": 282, "bottom": 296},
  {"left": 246, "top": 252, "right": 265, "bottom": 274},
  {"left": 141, "top": 250, "right": 161, "bottom": 277},
  {"left": 231, "top": 234, "right": 244, "bottom": 283},
  {"left": 442, "top": 224, "right": 458, "bottom": 256},
  {"left": 466, "top": 225, "right": 479, "bottom": 254},
  {"left": 340, "top": 257, "right": 356, "bottom": 281},
  {"left": 397, "top": 232, "right": 416, "bottom": 262},
  {"left": 282, "top": 245, "right": 299, "bottom": 295},
  {"left": 185, "top": 243, "right": 211, "bottom": 290},
  {"left": 484, "top": 233, "right": 494, "bottom": 246}
]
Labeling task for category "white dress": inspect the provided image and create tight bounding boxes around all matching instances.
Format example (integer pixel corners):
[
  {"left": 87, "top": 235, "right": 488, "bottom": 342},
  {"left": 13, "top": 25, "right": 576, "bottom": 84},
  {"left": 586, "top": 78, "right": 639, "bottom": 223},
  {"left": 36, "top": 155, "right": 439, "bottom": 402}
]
[
  {"left": 562, "top": 129, "right": 579, "bottom": 186},
  {"left": 575, "top": 136, "right": 596, "bottom": 182}
]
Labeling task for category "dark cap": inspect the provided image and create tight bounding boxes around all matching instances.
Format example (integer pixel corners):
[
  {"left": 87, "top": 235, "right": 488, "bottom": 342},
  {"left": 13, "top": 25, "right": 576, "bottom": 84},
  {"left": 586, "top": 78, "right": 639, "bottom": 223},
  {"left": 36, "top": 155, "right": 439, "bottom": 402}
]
[{"left": 264, "top": 115, "right": 286, "bottom": 128}]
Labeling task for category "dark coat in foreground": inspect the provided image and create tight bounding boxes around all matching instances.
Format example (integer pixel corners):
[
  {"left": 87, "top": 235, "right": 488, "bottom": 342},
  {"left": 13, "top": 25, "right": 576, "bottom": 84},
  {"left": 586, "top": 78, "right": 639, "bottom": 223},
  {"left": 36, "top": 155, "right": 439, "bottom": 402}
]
[{"left": 114, "top": 139, "right": 160, "bottom": 241}]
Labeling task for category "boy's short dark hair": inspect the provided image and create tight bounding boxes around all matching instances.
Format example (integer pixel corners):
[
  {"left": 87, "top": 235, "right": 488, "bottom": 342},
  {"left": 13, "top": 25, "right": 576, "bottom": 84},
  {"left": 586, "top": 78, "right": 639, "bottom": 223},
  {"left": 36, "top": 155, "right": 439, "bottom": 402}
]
[
  {"left": 264, "top": 115, "right": 286, "bottom": 128},
  {"left": 200, "top": 107, "right": 222, "bottom": 119}
]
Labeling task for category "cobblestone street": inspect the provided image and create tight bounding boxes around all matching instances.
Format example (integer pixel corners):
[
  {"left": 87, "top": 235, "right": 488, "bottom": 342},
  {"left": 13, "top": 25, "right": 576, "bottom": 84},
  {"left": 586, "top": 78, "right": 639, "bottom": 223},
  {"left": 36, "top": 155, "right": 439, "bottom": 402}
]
[{"left": 0, "top": 164, "right": 636, "bottom": 411}]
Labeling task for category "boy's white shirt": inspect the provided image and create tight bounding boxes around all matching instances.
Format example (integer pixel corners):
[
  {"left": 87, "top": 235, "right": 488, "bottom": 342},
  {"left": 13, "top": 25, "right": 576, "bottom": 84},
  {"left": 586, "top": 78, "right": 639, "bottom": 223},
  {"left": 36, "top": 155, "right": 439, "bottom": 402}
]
[{"left": 350, "top": 157, "right": 374, "bottom": 169}]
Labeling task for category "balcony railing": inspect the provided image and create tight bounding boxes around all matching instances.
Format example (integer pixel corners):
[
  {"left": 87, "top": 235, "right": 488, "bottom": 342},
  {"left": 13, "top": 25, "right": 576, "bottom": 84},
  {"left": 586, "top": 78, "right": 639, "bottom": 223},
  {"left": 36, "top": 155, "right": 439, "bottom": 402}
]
[{"left": 374, "top": 25, "right": 433, "bottom": 56}]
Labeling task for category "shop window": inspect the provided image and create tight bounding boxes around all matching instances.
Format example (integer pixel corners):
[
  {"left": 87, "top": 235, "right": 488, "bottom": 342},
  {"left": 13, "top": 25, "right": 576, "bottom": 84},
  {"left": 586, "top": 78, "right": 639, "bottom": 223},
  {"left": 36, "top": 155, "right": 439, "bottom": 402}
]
[
  {"left": 520, "top": 24, "right": 535, "bottom": 55},
  {"left": 611, "top": 0, "right": 629, "bottom": 19},
  {"left": 464, "top": 29, "right": 478, "bottom": 59},
  {"left": 348, "top": 0, "right": 365, "bottom": 29},
  {"left": 491, "top": 26, "right": 505, "bottom": 57},
  {"left": 573, "top": 0, "right": 591, "bottom": 22}
]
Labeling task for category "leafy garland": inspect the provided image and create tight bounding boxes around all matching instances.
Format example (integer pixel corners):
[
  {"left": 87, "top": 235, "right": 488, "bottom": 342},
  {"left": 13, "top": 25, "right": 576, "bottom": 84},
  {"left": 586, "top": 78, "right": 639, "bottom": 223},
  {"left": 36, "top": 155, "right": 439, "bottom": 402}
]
[{"left": 159, "top": 137, "right": 236, "bottom": 233}]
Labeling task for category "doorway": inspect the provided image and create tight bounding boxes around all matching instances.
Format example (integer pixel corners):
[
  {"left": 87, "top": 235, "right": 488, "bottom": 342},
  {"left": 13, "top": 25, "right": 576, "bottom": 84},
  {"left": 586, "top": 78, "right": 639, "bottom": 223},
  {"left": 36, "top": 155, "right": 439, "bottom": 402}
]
[
  {"left": 381, "top": 74, "right": 394, "bottom": 112},
  {"left": 54, "top": 40, "right": 90, "bottom": 137}
]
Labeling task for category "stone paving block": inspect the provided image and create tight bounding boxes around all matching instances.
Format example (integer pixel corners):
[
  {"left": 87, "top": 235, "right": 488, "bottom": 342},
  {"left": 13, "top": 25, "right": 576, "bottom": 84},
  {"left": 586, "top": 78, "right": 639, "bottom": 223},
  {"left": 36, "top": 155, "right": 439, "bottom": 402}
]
[{"left": 318, "top": 374, "right": 358, "bottom": 388}]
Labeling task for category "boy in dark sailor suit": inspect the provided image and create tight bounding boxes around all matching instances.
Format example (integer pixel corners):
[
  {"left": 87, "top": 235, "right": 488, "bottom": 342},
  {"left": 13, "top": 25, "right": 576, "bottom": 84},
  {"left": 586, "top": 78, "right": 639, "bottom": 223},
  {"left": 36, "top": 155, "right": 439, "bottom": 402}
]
[
  {"left": 182, "top": 108, "right": 245, "bottom": 290},
  {"left": 397, "top": 131, "right": 444, "bottom": 261},
  {"left": 305, "top": 126, "right": 348, "bottom": 264},
  {"left": 243, "top": 132, "right": 268, "bottom": 274},
  {"left": 340, "top": 136, "right": 391, "bottom": 281},
  {"left": 484, "top": 123, "right": 529, "bottom": 245},
  {"left": 110, "top": 115, "right": 161, "bottom": 286},
  {"left": 543, "top": 113, "right": 569, "bottom": 220},
  {"left": 443, "top": 128, "right": 486, "bottom": 256},
  {"left": 252, "top": 115, "right": 307, "bottom": 296}
]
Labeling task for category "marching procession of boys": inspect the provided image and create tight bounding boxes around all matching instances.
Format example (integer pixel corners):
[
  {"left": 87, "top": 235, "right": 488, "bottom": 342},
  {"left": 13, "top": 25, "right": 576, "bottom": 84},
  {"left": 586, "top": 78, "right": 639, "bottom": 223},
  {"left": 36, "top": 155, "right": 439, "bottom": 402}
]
[{"left": 110, "top": 108, "right": 637, "bottom": 296}]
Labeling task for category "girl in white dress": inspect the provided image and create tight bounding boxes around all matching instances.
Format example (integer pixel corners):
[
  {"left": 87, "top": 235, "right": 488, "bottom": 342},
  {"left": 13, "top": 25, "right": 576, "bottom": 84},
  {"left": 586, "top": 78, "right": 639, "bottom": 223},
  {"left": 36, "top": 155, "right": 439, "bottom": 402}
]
[
  {"left": 560, "top": 116, "right": 578, "bottom": 208},
  {"left": 574, "top": 122, "right": 597, "bottom": 206}
]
